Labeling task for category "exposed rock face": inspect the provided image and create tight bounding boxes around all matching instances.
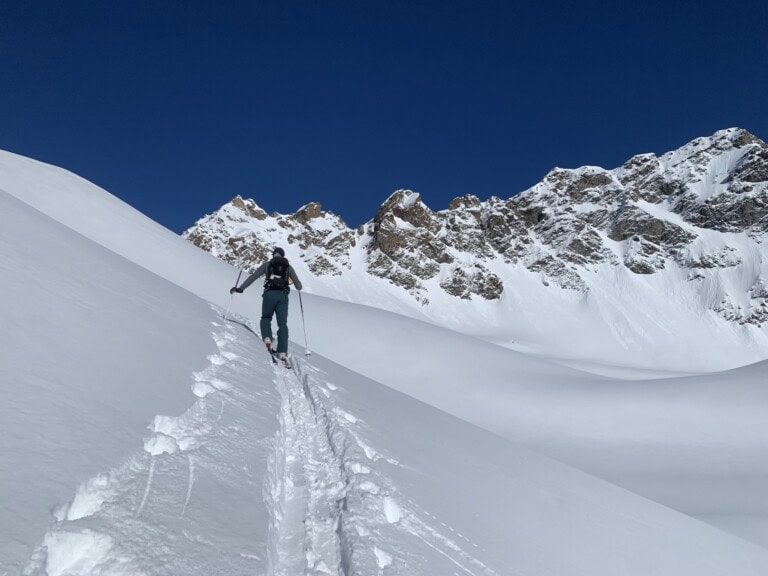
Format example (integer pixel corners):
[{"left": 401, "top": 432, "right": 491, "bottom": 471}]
[
  {"left": 183, "top": 128, "right": 768, "bottom": 326},
  {"left": 440, "top": 265, "right": 504, "bottom": 300},
  {"left": 231, "top": 196, "right": 267, "bottom": 220},
  {"left": 183, "top": 196, "right": 355, "bottom": 276}
]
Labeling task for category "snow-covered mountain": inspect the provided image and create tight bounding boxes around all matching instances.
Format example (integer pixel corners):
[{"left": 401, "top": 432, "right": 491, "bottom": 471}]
[
  {"left": 184, "top": 128, "right": 768, "bottom": 372},
  {"left": 3, "top": 146, "right": 768, "bottom": 575}
]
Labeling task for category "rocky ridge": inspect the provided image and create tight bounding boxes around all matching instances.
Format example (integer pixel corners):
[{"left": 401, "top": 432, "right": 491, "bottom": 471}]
[{"left": 183, "top": 128, "right": 768, "bottom": 327}]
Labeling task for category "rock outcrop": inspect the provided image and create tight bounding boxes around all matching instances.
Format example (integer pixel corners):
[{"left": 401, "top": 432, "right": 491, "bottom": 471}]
[{"left": 183, "top": 128, "right": 768, "bottom": 326}]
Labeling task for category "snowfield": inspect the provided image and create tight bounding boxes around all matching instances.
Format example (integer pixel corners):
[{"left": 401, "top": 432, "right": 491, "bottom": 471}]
[{"left": 2, "top": 150, "right": 768, "bottom": 574}]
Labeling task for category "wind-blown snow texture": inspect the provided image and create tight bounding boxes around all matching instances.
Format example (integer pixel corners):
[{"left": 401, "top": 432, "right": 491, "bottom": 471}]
[{"left": 2, "top": 143, "right": 768, "bottom": 574}]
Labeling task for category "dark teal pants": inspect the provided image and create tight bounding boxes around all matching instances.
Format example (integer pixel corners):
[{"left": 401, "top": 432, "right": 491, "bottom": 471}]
[{"left": 261, "top": 290, "right": 289, "bottom": 353}]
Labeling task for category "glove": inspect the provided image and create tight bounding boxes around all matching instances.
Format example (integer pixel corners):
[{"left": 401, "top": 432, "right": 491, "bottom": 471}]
[{"left": 230, "top": 287, "right": 243, "bottom": 294}]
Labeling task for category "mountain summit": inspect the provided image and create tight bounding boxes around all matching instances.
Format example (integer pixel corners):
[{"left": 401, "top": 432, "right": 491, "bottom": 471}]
[{"left": 184, "top": 128, "right": 768, "bottom": 370}]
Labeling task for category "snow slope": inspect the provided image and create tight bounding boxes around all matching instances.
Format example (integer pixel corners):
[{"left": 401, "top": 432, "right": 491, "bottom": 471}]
[
  {"left": 0, "top": 191, "right": 222, "bottom": 569},
  {"left": 240, "top": 292, "right": 768, "bottom": 547},
  {"left": 2, "top": 150, "right": 768, "bottom": 573},
  {"left": 0, "top": 150, "right": 236, "bottom": 308}
]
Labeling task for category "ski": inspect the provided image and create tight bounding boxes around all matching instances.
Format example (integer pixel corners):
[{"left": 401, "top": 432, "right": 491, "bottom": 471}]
[{"left": 265, "top": 343, "right": 292, "bottom": 368}]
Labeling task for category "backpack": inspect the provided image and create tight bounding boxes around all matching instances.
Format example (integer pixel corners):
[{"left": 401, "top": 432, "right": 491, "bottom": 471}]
[{"left": 264, "top": 255, "right": 290, "bottom": 291}]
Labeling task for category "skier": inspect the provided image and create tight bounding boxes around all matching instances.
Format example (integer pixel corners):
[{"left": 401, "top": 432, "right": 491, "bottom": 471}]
[{"left": 230, "top": 247, "right": 303, "bottom": 366}]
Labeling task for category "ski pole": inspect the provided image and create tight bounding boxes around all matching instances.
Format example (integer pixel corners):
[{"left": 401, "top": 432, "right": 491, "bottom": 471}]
[
  {"left": 224, "top": 270, "right": 243, "bottom": 320},
  {"left": 298, "top": 289, "right": 311, "bottom": 356}
]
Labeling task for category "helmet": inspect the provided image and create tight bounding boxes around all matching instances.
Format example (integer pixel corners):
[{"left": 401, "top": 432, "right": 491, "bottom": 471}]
[{"left": 273, "top": 247, "right": 285, "bottom": 257}]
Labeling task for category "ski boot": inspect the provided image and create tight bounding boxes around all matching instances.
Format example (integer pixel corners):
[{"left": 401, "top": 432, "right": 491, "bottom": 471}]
[{"left": 277, "top": 352, "right": 292, "bottom": 369}]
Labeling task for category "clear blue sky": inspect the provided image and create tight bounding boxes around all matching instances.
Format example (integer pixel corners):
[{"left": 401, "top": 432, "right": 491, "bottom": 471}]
[{"left": 1, "top": 1, "right": 766, "bottom": 232}]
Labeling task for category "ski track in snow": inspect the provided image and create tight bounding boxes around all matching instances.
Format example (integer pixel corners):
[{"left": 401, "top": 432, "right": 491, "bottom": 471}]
[
  {"left": 263, "top": 352, "right": 502, "bottom": 576},
  {"left": 21, "top": 309, "right": 501, "bottom": 576}
]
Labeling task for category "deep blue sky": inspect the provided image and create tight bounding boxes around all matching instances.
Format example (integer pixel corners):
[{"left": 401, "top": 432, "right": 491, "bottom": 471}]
[{"left": 1, "top": 1, "right": 766, "bottom": 232}]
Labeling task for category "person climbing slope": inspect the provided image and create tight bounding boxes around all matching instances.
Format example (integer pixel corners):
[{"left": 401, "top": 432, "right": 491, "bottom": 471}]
[{"left": 230, "top": 247, "right": 302, "bottom": 366}]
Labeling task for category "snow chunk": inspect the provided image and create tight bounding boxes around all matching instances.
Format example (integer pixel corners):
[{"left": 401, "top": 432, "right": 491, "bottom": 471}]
[
  {"left": 334, "top": 407, "right": 359, "bottom": 424},
  {"left": 374, "top": 546, "right": 394, "bottom": 568},
  {"left": 383, "top": 497, "right": 403, "bottom": 523},
  {"left": 43, "top": 530, "right": 113, "bottom": 576},
  {"left": 143, "top": 432, "right": 179, "bottom": 456},
  {"left": 192, "top": 380, "right": 217, "bottom": 398},
  {"left": 359, "top": 480, "right": 381, "bottom": 494},
  {"left": 67, "top": 474, "right": 116, "bottom": 520}
]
